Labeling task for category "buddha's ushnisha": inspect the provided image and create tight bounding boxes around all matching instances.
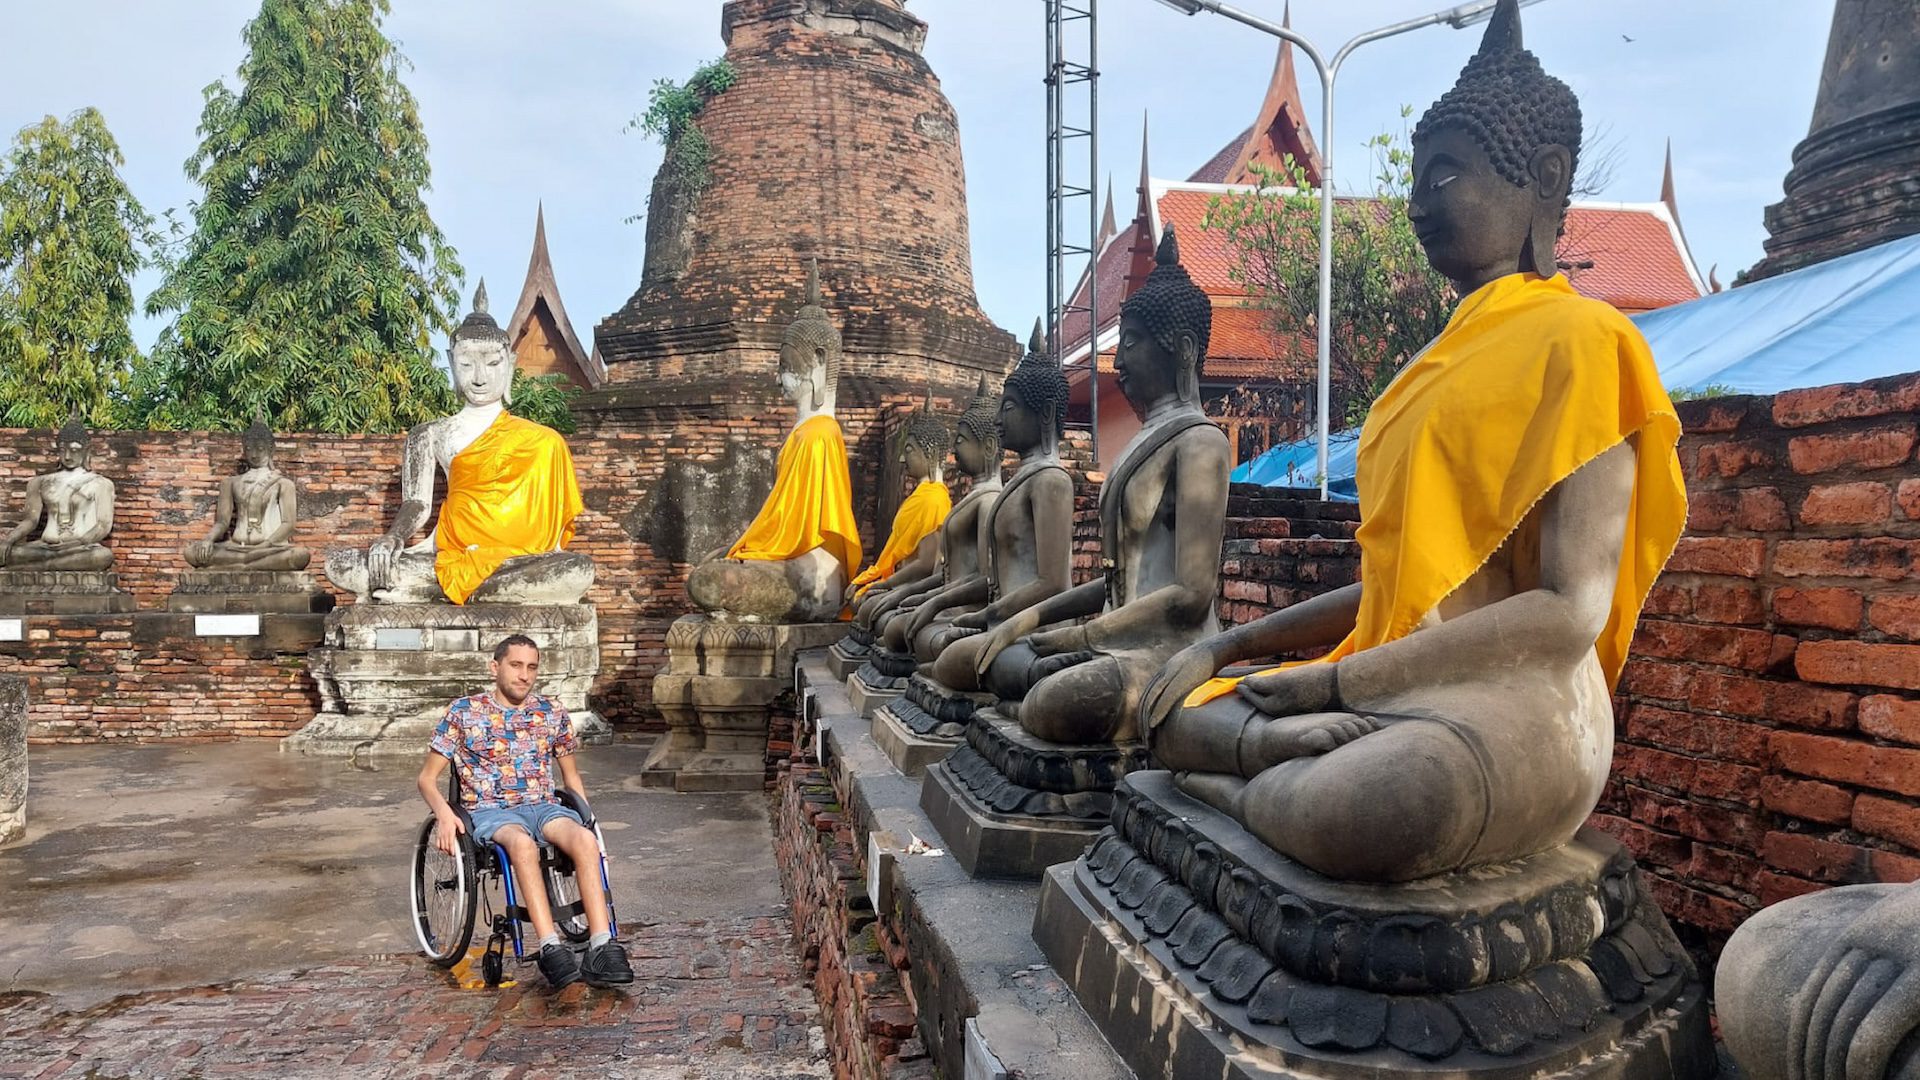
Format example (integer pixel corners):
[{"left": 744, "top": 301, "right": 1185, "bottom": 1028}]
[{"left": 1141, "top": 0, "right": 1687, "bottom": 883}]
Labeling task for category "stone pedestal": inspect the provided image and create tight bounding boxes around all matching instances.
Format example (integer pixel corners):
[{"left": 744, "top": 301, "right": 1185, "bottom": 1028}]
[
  {"left": 1034, "top": 771, "right": 1715, "bottom": 1080},
  {"left": 919, "top": 708, "right": 1148, "bottom": 880},
  {"left": 847, "top": 644, "right": 916, "bottom": 718},
  {"left": 872, "top": 673, "right": 988, "bottom": 777},
  {"left": 0, "top": 570, "right": 135, "bottom": 615},
  {"left": 0, "top": 676, "right": 25, "bottom": 846},
  {"left": 165, "top": 570, "right": 334, "bottom": 614},
  {"left": 827, "top": 625, "right": 873, "bottom": 680},
  {"left": 288, "top": 602, "right": 607, "bottom": 756},
  {"left": 644, "top": 615, "right": 843, "bottom": 792}
]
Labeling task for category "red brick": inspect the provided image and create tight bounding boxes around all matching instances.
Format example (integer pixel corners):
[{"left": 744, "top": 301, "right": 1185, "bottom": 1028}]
[
  {"left": 1692, "top": 439, "right": 1778, "bottom": 480},
  {"left": 1788, "top": 425, "right": 1919, "bottom": 474},
  {"left": 1685, "top": 671, "right": 1770, "bottom": 719},
  {"left": 1733, "top": 488, "right": 1791, "bottom": 532},
  {"left": 1642, "top": 584, "right": 1693, "bottom": 618},
  {"left": 1774, "top": 538, "right": 1920, "bottom": 580},
  {"left": 1221, "top": 579, "right": 1268, "bottom": 604},
  {"left": 1854, "top": 795, "right": 1920, "bottom": 851},
  {"left": 1762, "top": 831, "right": 1878, "bottom": 884},
  {"left": 1630, "top": 620, "right": 1777, "bottom": 671},
  {"left": 1860, "top": 695, "right": 1920, "bottom": 746},
  {"left": 1688, "top": 843, "right": 1763, "bottom": 891},
  {"left": 1686, "top": 491, "right": 1735, "bottom": 532},
  {"left": 1693, "top": 583, "right": 1765, "bottom": 625},
  {"left": 1665, "top": 537, "right": 1765, "bottom": 577},
  {"left": 1613, "top": 744, "right": 1762, "bottom": 803},
  {"left": 1768, "top": 682, "right": 1858, "bottom": 731},
  {"left": 1900, "top": 478, "right": 1920, "bottom": 521},
  {"left": 1644, "top": 876, "right": 1752, "bottom": 934},
  {"left": 1797, "top": 641, "right": 1920, "bottom": 691},
  {"left": 1869, "top": 596, "right": 1920, "bottom": 641},
  {"left": 1625, "top": 704, "right": 1769, "bottom": 764},
  {"left": 1625, "top": 787, "right": 1764, "bottom": 848},
  {"left": 1680, "top": 397, "right": 1750, "bottom": 434},
  {"left": 1799, "top": 481, "right": 1894, "bottom": 526},
  {"left": 1773, "top": 378, "right": 1920, "bottom": 428},
  {"left": 1588, "top": 813, "right": 1691, "bottom": 868},
  {"left": 1622, "top": 660, "right": 1694, "bottom": 701},
  {"left": 1771, "top": 730, "right": 1920, "bottom": 795},
  {"left": 1761, "top": 774, "right": 1855, "bottom": 825},
  {"left": 1876, "top": 849, "right": 1920, "bottom": 882},
  {"left": 1756, "top": 870, "right": 1827, "bottom": 906},
  {"left": 1770, "top": 586, "right": 1865, "bottom": 631}
]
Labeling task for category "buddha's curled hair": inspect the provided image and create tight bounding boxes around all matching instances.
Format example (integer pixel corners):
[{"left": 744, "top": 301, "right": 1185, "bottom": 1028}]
[
  {"left": 956, "top": 374, "right": 1002, "bottom": 456},
  {"left": 903, "top": 396, "right": 952, "bottom": 465},
  {"left": 1004, "top": 318, "right": 1071, "bottom": 437},
  {"left": 1120, "top": 226, "right": 1211, "bottom": 375},
  {"left": 1413, "top": 0, "right": 1582, "bottom": 229},
  {"left": 782, "top": 259, "right": 843, "bottom": 392}
]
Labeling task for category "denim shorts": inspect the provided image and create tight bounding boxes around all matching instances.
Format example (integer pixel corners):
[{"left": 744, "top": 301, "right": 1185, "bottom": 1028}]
[{"left": 469, "top": 801, "right": 583, "bottom": 845}]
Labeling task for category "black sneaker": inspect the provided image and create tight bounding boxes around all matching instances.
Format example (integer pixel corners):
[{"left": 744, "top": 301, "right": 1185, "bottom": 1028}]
[
  {"left": 537, "top": 942, "right": 581, "bottom": 989},
  {"left": 580, "top": 941, "right": 635, "bottom": 987}
]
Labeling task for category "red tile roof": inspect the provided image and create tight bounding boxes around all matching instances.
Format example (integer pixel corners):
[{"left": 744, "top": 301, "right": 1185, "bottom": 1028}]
[{"left": 1189, "top": 128, "right": 1252, "bottom": 185}]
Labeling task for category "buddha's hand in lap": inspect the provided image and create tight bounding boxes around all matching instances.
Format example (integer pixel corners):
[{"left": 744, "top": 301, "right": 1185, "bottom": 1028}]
[
  {"left": 951, "top": 609, "right": 987, "bottom": 631},
  {"left": 1026, "top": 625, "right": 1088, "bottom": 658},
  {"left": 975, "top": 610, "right": 1042, "bottom": 678},
  {"left": 1140, "top": 642, "right": 1222, "bottom": 732},
  {"left": 367, "top": 536, "right": 402, "bottom": 589},
  {"left": 1788, "top": 886, "right": 1920, "bottom": 1080},
  {"left": 1236, "top": 663, "right": 1339, "bottom": 717}
]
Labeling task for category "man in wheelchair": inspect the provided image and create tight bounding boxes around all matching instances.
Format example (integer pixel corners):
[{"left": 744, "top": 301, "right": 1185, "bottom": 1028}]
[{"left": 416, "top": 633, "right": 634, "bottom": 989}]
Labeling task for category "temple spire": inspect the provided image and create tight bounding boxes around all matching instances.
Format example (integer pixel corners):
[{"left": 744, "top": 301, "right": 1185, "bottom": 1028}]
[
  {"left": 1224, "top": 1, "right": 1322, "bottom": 187},
  {"left": 1098, "top": 178, "right": 1118, "bottom": 251},
  {"left": 506, "top": 203, "right": 598, "bottom": 388}
]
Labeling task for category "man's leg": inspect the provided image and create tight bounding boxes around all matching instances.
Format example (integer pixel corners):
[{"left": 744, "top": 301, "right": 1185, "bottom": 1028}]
[
  {"left": 542, "top": 817, "right": 611, "bottom": 938},
  {"left": 492, "top": 824, "right": 559, "bottom": 942}
]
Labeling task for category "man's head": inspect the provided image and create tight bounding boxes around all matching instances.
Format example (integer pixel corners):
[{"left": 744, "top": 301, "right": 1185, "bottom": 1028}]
[
  {"left": 490, "top": 633, "right": 540, "bottom": 704},
  {"left": 449, "top": 280, "right": 516, "bottom": 408}
]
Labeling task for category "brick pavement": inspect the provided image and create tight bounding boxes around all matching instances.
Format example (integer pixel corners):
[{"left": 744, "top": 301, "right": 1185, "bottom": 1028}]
[{"left": 0, "top": 913, "right": 830, "bottom": 1080}]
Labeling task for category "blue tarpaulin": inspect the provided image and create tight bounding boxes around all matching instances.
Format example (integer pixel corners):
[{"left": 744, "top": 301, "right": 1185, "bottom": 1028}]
[{"left": 1236, "top": 234, "right": 1920, "bottom": 495}]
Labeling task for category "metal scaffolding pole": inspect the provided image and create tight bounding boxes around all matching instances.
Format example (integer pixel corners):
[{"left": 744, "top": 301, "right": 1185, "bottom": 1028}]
[{"left": 1045, "top": 0, "right": 1100, "bottom": 463}]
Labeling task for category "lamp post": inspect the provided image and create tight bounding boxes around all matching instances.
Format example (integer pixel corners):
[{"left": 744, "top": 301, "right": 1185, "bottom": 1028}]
[{"left": 1152, "top": 0, "right": 1545, "bottom": 499}]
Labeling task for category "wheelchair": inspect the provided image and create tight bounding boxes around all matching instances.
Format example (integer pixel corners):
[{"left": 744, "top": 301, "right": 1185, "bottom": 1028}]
[{"left": 409, "top": 773, "right": 618, "bottom": 988}]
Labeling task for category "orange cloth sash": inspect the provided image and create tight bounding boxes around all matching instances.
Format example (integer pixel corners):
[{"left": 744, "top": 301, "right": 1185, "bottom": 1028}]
[
  {"left": 434, "top": 412, "right": 585, "bottom": 605},
  {"left": 1190, "top": 272, "right": 1686, "bottom": 704},
  {"left": 728, "top": 414, "right": 862, "bottom": 580},
  {"left": 851, "top": 479, "right": 952, "bottom": 596}
]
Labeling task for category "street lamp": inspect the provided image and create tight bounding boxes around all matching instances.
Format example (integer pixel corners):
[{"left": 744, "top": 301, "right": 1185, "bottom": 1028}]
[{"left": 1152, "top": 0, "right": 1547, "bottom": 498}]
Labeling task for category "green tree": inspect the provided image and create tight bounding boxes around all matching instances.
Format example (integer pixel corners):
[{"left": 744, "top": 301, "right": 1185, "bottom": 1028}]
[
  {"left": 0, "top": 108, "right": 158, "bottom": 427},
  {"left": 131, "top": 0, "right": 462, "bottom": 433},
  {"left": 1203, "top": 113, "right": 1455, "bottom": 429},
  {"left": 507, "top": 369, "right": 579, "bottom": 434}
]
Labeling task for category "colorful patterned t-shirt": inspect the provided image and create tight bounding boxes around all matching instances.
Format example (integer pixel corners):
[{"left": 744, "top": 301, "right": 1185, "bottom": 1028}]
[{"left": 429, "top": 691, "right": 578, "bottom": 810}]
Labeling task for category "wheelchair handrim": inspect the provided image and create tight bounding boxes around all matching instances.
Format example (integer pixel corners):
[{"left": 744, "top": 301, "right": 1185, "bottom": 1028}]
[{"left": 410, "top": 818, "right": 474, "bottom": 965}]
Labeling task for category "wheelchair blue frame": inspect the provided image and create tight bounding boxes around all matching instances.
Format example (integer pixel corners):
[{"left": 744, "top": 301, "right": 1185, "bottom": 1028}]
[{"left": 478, "top": 788, "right": 619, "bottom": 961}]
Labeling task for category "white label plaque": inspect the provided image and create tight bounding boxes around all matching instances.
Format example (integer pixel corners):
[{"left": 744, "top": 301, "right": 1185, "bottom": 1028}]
[
  {"left": 195, "top": 614, "right": 261, "bottom": 637},
  {"left": 375, "top": 628, "right": 424, "bottom": 650},
  {"left": 0, "top": 619, "right": 21, "bottom": 642}
]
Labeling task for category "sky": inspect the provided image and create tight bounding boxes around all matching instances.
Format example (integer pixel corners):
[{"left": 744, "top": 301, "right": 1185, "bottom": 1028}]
[{"left": 0, "top": 1, "right": 1837, "bottom": 353}]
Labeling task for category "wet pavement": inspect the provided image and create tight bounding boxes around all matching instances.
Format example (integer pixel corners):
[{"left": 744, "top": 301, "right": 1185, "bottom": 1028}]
[{"left": 0, "top": 741, "right": 829, "bottom": 1077}]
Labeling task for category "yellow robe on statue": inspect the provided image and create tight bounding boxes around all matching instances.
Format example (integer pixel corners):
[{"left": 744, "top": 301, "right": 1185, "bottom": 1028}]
[
  {"left": 850, "top": 479, "right": 953, "bottom": 597},
  {"left": 728, "top": 414, "right": 863, "bottom": 580},
  {"left": 434, "top": 412, "right": 585, "bottom": 605},
  {"left": 1189, "top": 272, "right": 1686, "bottom": 705}
]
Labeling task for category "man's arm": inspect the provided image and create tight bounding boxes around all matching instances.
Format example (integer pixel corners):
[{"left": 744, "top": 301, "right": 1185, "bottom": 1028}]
[
  {"left": 556, "top": 753, "right": 589, "bottom": 800},
  {"left": 416, "top": 753, "right": 464, "bottom": 855}
]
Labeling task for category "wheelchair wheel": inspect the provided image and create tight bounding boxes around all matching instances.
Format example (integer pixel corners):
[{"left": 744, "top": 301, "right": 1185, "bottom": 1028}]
[
  {"left": 411, "top": 817, "right": 477, "bottom": 966},
  {"left": 545, "top": 859, "right": 591, "bottom": 943}
]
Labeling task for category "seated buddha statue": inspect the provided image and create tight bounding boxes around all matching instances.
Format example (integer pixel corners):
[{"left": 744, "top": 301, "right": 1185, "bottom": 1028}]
[
  {"left": 970, "top": 228, "right": 1231, "bottom": 745},
  {"left": 922, "top": 328, "right": 1075, "bottom": 684},
  {"left": 0, "top": 414, "right": 116, "bottom": 572},
  {"left": 686, "top": 261, "right": 863, "bottom": 623},
  {"left": 847, "top": 403, "right": 954, "bottom": 626},
  {"left": 883, "top": 374, "right": 1005, "bottom": 659},
  {"left": 184, "top": 414, "right": 311, "bottom": 572},
  {"left": 1138, "top": 0, "right": 1687, "bottom": 884},
  {"left": 325, "top": 283, "right": 592, "bottom": 605}
]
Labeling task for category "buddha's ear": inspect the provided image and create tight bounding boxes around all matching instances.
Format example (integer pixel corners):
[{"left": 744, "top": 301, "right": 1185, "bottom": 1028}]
[
  {"left": 1176, "top": 329, "right": 1203, "bottom": 400},
  {"left": 1523, "top": 144, "right": 1573, "bottom": 277}
]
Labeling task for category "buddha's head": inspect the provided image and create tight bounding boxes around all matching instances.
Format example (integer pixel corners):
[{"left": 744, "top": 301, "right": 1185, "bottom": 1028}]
[
  {"left": 448, "top": 280, "right": 515, "bottom": 408},
  {"left": 779, "top": 259, "right": 842, "bottom": 414},
  {"left": 56, "top": 411, "right": 90, "bottom": 471},
  {"left": 1409, "top": 0, "right": 1582, "bottom": 291},
  {"left": 1116, "top": 227, "right": 1210, "bottom": 416},
  {"left": 1000, "top": 319, "right": 1070, "bottom": 454},
  {"left": 954, "top": 374, "right": 1002, "bottom": 477},
  {"left": 900, "top": 399, "right": 952, "bottom": 482},
  {"left": 242, "top": 411, "right": 275, "bottom": 469}
]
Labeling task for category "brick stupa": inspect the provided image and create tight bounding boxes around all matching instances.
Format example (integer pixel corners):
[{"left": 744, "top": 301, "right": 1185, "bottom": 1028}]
[{"left": 585, "top": 0, "right": 1015, "bottom": 420}]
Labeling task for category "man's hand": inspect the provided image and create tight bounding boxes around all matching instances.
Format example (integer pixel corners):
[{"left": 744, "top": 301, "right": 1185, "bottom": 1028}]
[{"left": 434, "top": 812, "right": 466, "bottom": 855}]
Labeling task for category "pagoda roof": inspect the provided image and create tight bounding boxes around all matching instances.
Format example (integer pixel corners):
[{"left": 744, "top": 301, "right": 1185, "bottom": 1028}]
[{"left": 507, "top": 205, "right": 603, "bottom": 389}]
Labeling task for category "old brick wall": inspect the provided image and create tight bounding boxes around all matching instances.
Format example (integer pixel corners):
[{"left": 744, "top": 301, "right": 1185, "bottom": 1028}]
[{"left": 1597, "top": 375, "right": 1920, "bottom": 954}]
